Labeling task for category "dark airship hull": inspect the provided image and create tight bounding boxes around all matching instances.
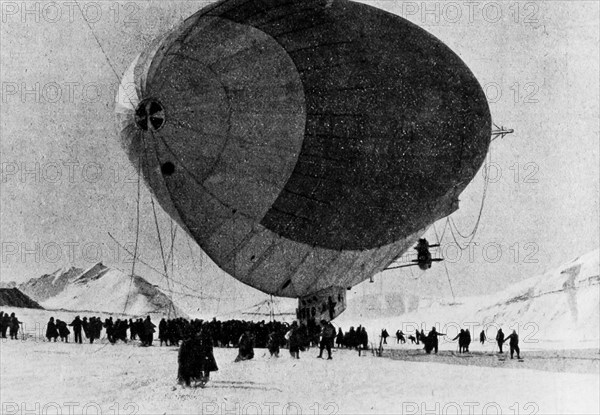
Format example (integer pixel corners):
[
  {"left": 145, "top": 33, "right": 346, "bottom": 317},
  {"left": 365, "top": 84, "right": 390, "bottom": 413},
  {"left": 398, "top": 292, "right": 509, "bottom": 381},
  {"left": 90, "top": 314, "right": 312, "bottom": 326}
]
[{"left": 116, "top": 0, "right": 491, "bottom": 320}]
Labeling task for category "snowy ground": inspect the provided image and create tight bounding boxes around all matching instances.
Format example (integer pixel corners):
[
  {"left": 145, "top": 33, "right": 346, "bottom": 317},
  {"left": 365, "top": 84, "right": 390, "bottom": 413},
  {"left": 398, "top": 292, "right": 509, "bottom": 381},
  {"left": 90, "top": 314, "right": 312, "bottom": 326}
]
[{"left": 1, "top": 312, "right": 599, "bottom": 414}]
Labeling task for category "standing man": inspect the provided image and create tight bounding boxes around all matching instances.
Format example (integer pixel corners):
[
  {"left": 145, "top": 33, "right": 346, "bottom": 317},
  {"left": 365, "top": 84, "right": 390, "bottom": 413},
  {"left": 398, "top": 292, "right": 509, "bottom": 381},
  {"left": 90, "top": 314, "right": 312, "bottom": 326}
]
[
  {"left": 143, "top": 316, "right": 156, "bottom": 346},
  {"left": 452, "top": 329, "right": 466, "bottom": 353},
  {"left": 286, "top": 321, "right": 301, "bottom": 359},
  {"left": 480, "top": 329, "right": 486, "bottom": 345},
  {"left": 69, "top": 316, "right": 83, "bottom": 344},
  {"left": 104, "top": 317, "right": 114, "bottom": 343},
  {"left": 425, "top": 327, "right": 446, "bottom": 354},
  {"left": 9, "top": 313, "right": 22, "bottom": 340},
  {"left": 464, "top": 329, "right": 471, "bottom": 352},
  {"left": 381, "top": 328, "right": 389, "bottom": 345},
  {"left": 503, "top": 330, "right": 521, "bottom": 359},
  {"left": 235, "top": 329, "right": 255, "bottom": 362},
  {"left": 496, "top": 328, "right": 505, "bottom": 353},
  {"left": 317, "top": 320, "right": 335, "bottom": 360},
  {"left": 2, "top": 312, "right": 11, "bottom": 338}
]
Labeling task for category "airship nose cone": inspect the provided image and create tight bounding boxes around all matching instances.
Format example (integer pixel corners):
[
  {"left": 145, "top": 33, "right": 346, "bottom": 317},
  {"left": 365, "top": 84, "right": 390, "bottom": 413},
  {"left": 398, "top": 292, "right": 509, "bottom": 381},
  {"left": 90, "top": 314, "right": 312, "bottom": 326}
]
[{"left": 134, "top": 99, "right": 166, "bottom": 132}]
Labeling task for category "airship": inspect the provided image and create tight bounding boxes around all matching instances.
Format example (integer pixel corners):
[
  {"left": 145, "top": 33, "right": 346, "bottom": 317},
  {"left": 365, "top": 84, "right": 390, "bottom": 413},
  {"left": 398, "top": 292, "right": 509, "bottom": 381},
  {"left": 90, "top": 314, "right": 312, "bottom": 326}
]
[{"left": 115, "top": 0, "right": 491, "bottom": 321}]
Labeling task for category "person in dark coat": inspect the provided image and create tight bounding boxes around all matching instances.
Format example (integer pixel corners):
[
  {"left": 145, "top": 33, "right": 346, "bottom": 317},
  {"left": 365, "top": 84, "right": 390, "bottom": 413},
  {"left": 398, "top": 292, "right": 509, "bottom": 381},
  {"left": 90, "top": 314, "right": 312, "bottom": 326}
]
[
  {"left": 82, "top": 317, "right": 89, "bottom": 340},
  {"left": 159, "top": 318, "right": 168, "bottom": 346},
  {"left": 335, "top": 328, "right": 344, "bottom": 348},
  {"left": 178, "top": 329, "right": 218, "bottom": 387},
  {"left": 235, "top": 330, "right": 255, "bottom": 362},
  {"left": 503, "top": 330, "right": 521, "bottom": 359},
  {"left": 88, "top": 317, "right": 96, "bottom": 343},
  {"left": 104, "top": 317, "right": 115, "bottom": 343},
  {"left": 129, "top": 318, "right": 136, "bottom": 340},
  {"left": 396, "top": 330, "right": 406, "bottom": 344},
  {"left": 424, "top": 327, "right": 445, "bottom": 354},
  {"left": 46, "top": 317, "right": 59, "bottom": 342},
  {"left": 112, "top": 319, "right": 128, "bottom": 343},
  {"left": 464, "top": 329, "right": 471, "bottom": 352},
  {"left": 267, "top": 331, "right": 280, "bottom": 357},
  {"left": 69, "top": 316, "right": 83, "bottom": 344},
  {"left": 358, "top": 326, "right": 369, "bottom": 356},
  {"left": 496, "top": 329, "right": 505, "bottom": 353},
  {"left": 143, "top": 316, "right": 156, "bottom": 346},
  {"left": 480, "top": 330, "right": 486, "bottom": 345},
  {"left": 287, "top": 321, "right": 301, "bottom": 359},
  {"left": 381, "top": 328, "right": 389, "bottom": 344},
  {"left": 89, "top": 317, "right": 102, "bottom": 343},
  {"left": 345, "top": 327, "right": 356, "bottom": 349},
  {"left": 57, "top": 319, "right": 70, "bottom": 342},
  {"left": 453, "top": 329, "right": 466, "bottom": 353},
  {"left": 2, "top": 312, "right": 11, "bottom": 338},
  {"left": 9, "top": 313, "right": 21, "bottom": 340},
  {"left": 317, "top": 320, "right": 335, "bottom": 359}
]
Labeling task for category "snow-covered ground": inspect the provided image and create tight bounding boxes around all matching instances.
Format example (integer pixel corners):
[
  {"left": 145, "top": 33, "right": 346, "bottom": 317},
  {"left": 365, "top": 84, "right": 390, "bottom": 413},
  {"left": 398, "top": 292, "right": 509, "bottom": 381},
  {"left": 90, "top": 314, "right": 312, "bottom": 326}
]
[
  {"left": 1, "top": 333, "right": 598, "bottom": 415},
  {"left": 1, "top": 251, "right": 598, "bottom": 414}
]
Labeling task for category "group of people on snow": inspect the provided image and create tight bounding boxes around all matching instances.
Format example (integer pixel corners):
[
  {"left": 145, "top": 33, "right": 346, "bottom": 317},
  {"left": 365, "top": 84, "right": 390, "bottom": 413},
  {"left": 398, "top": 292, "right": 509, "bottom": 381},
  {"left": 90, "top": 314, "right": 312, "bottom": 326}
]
[
  {"left": 334, "top": 325, "right": 369, "bottom": 353},
  {"left": 43, "top": 315, "right": 157, "bottom": 346},
  {"left": 10, "top": 305, "right": 523, "bottom": 378},
  {"left": 382, "top": 325, "right": 521, "bottom": 359},
  {"left": 176, "top": 319, "right": 344, "bottom": 388},
  {"left": 0, "top": 311, "right": 22, "bottom": 339}
]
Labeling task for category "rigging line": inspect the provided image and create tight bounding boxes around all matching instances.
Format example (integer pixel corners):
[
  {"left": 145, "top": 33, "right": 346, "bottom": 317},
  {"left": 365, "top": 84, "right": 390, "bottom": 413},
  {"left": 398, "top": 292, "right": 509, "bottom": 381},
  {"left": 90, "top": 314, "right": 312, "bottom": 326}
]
[
  {"left": 448, "top": 145, "right": 493, "bottom": 243},
  {"left": 142, "top": 131, "right": 177, "bottom": 317},
  {"left": 170, "top": 221, "right": 175, "bottom": 316},
  {"left": 74, "top": 0, "right": 121, "bottom": 83},
  {"left": 73, "top": 0, "right": 137, "bottom": 110},
  {"left": 122, "top": 133, "right": 143, "bottom": 316},
  {"left": 214, "top": 275, "right": 226, "bottom": 317},
  {"left": 438, "top": 218, "right": 450, "bottom": 243},
  {"left": 109, "top": 233, "right": 236, "bottom": 300},
  {"left": 150, "top": 287, "right": 224, "bottom": 300},
  {"left": 433, "top": 222, "right": 456, "bottom": 301},
  {"left": 169, "top": 221, "right": 176, "bottom": 317},
  {"left": 107, "top": 232, "right": 225, "bottom": 299},
  {"left": 165, "top": 221, "right": 177, "bottom": 272},
  {"left": 447, "top": 218, "right": 467, "bottom": 250},
  {"left": 149, "top": 194, "right": 177, "bottom": 316},
  {"left": 185, "top": 235, "right": 204, "bottom": 303},
  {"left": 144, "top": 130, "right": 180, "bottom": 317}
]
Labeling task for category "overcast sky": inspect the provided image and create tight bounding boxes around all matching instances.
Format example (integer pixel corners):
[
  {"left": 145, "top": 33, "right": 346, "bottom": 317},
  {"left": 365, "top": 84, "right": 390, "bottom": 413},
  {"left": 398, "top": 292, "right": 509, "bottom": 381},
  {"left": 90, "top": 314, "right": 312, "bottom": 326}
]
[{"left": 1, "top": 1, "right": 598, "bottom": 316}]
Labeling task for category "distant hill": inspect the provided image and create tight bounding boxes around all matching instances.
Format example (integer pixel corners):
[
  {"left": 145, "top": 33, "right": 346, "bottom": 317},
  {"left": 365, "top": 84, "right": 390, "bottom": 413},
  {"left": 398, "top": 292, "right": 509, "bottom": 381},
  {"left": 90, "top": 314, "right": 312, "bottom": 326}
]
[
  {"left": 0, "top": 281, "right": 17, "bottom": 289},
  {"left": 0, "top": 288, "right": 44, "bottom": 309},
  {"left": 15, "top": 263, "right": 185, "bottom": 318},
  {"left": 18, "top": 266, "right": 84, "bottom": 302}
]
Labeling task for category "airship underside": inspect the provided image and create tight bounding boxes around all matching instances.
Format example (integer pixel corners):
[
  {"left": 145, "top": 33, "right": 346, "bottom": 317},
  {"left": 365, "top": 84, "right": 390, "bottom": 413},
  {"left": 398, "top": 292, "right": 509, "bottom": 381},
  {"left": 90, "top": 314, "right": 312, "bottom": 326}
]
[{"left": 116, "top": 0, "right": 491, "bottom": 321}]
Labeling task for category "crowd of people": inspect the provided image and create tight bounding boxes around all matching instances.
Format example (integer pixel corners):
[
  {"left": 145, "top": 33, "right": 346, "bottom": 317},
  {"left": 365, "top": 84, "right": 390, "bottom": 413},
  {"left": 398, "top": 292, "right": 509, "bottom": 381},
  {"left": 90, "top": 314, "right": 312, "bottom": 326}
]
[
  {"left": 1, "top": 308, "right": 522, "bottom": 361},
  {"left": 2, "top": 307, "right": 523, "bottom": 388}
]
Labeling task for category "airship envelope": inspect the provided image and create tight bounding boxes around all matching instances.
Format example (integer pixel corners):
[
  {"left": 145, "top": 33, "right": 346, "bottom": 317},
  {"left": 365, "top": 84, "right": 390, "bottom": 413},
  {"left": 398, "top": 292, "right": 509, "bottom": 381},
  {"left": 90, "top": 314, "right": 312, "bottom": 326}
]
[{"left": 116, "top": 0, "right": 491, "bottom": 321}]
